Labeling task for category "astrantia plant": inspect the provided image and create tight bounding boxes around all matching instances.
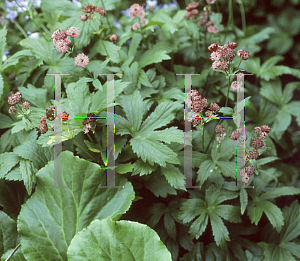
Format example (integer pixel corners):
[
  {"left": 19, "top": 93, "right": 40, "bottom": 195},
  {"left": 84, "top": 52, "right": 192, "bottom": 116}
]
[{"left": 1, "top": 0, "right": 300, "bottom": 260}]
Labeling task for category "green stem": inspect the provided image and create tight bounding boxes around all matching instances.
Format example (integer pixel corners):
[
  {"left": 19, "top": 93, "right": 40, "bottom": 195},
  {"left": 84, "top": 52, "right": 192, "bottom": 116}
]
[
  {"left": 202, "top": 125, "right": 205, "bottom": 153},
  {"left": 237, "top": 0, "right": 246, "bottom": 32},
  {"left": 101, "top": 38, "right": 114, "bottom": 67},
  {"left": 71, "top": 137, "right": 99, "bottom": 163},
  {"left": 14, "top": 21, "right": 28, "bottom": 38},
  {"left": 16, "top": 103, "right": 33, "bottom": 124},
  {"left": 100, "top": 0, "right": 112, "bottom": 33},
  {"left": 87, "top": 132, "right": 94, "bottom": 143},
  {"left": 225, "top": 76, "right": 230, "bottom": 108}
]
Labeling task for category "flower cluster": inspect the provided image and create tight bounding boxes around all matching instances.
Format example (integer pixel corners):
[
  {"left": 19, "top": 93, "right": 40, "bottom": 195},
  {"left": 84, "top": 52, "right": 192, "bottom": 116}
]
[
  {"left": 185, "top": 2, "right": 199, "bottom": 19},
  {"left": 109, "top": 33, "right": 118, "bottom": 42},
  {"left": 214, "top": 125, "right": 226, "bottom": 142},
  {"left": 75, "top": 53, "right": 90, "bottom": 67},
  {"left": 186, "top": 90, "right": 221, "bottom": 127},
  {"left": 240, "top": 165, "right": 255, "bottom": 183},
  {"left": 128, "top": 4, "right": 149, "bottom": 30},
  {"left": 39, "top": 117, "right": 48, "bottom": 134},
  {"left": 7, "top": 92, "right": 31, "bottom": 114},
  {"left": 80, "top": 4, "right": 106, "bottom": 21},
  {"left": 82, "top": 113, "right": 97, "bottom": 134},
  {"left": 208, "top": 42, "right": 250, "bottom": 71},
  {"left": 46, "top": 105, "right": 56, "bottom": 121},
  {"left": 52, "top": 27, "right": 80, "bottom": 53}
]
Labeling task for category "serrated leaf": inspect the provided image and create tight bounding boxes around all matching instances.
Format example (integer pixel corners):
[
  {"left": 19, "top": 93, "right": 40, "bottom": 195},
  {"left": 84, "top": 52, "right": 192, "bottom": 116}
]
[
  {"left": 282, "top": 82, "right": 300, "bottom": 104},
  {"left": 240, "top": 188, "right": 248, "bottom": 215},
  {"left": 145, "top": 173, "right": 177, "bottom": 198},
  {"left": 116, "top": 163, "right": 132, "bottom": 174},
  {"left": 1, "top": 50, "right": 34, "bottom": 71},
  {"left": 259, "top": 79, "right": 283, "bottom": 106},
  {"left": 132, "top": 159, "right": 157, "bottom": 176},
  {"left": 95, "top": 39, "right": 121, "bottom": 63},
  {"left": 128, "top": 33, "right": 142, "bottom": 58},
  {"left": 164, "top": 212, "right": 177, "bottom": 239},
  {"left": 137, "top": 45, "right": 171, "bottom": 69},
  {"left": 216, "top": 161, "right": 236, "bottom": 178},
  {"left": 138, "top": 69, "right": 153, "bottom": 87},
  {"left": 210, "top": 212, "right": 230, "bottom": 248},
  {"left": 280, "top": 200, "right": 300, "bottom": 243},
  {"left": 67, "top": 217, "right": 172, "bottom": 261},
  {"left": 256, "top": 157, "right": 280, "bottom": 167},
  {"left": 142, "top": 127, "right": 184, "bottom": 144},
  {"left": 19, "top": 159, "right": 37, "bottom": 195},
  {"left": 178, "top": 198, "right": 207, "bottom": 224},
  {"left": 196, "top": 160, "right": 216, "bottom": 186},
  {"left": 0, "top": 114, "right": 13, "bottom": 129},
  {"left": 190, "top": 213, "right": 209, "bottom": 240},
  {"left": 273, "top": 108, "right": 292, "bottom": 140},
  {"left": 17, "top": 151, "right": 135, "bottom": 261},
  {"left": 259, "top": 187, "right": 300, "bottom": 201},
  {"left": 161, "top": 163, "right": 186, "bottom": 189},
  {"left": 214, "top": 205, "right": 242, "bottom": 223},
  {"left": 148, "top": 203, "right": 166, "bottom": 227},
  {"left": 0, "top": 152, "right": 20, "bottom": 179}
]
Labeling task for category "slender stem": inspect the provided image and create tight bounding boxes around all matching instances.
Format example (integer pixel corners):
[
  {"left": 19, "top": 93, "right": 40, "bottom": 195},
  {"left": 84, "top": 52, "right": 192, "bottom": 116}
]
[
  {"left": 71, "top": 137, "right": 99, "bottom": 162},
  {"left": 14, "top": 21, "right": 28, "bottom": 38},
  {"left": 16, "top": 103, "right": 33, "bottom": 124},
  {"left": 5, "top": 243, "right": 20, "bottom": 261},
  {"left": 101, "top": 38, "right": 113, "bottom": 67},
  {"left": 238, "top": 0, "right": 246, "bottom": 32},
  {"left": 202, "top": 125, "right": 205, "bottom": 152},
  {"left": 87, "top": 132, "right": 94, "bottom": 143},
  {"left": 100, "top": 0, "right": 112, "bottom": 33},
  {"left": 225, "top": 76, "right": 230, "bottom": 107}
]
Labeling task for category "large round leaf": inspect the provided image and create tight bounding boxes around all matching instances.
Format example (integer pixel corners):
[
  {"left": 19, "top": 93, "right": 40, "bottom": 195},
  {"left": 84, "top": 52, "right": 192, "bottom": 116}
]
[
  {"left": 67, "top": 216, "right": 172, "bottom": 261},
  {"left": 17, "top": 151, "right": 134, "bottom": 261}
]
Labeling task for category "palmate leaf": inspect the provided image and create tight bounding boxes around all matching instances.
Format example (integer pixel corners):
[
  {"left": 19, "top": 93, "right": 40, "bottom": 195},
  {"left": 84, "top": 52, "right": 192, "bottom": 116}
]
[
  {"left": 161, "top": 163, "right": 186, "bottom": 189},
  {"left": 67, "top": 217, "right": 172, "bottom": 261},
  {"left": 210, "top": 213, "right": 231, "bottom": 248},
  {"left": 17, "top": 151, "right": 134, "bottom": 261},
  {"left": 19, "top": 160, "right": 38, "bottom": 195},
  {"left": 0, "top": 152, "right": 20, "bottom": 179}
]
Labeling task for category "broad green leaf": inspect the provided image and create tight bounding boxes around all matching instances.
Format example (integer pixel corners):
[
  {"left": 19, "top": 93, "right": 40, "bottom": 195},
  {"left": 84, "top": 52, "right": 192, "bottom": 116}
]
[
  {"left": 280, "top": 200, "right": 300, "bottom": 243},
  {"left": 5, "top": 165, "right": 22, "bottom": 181},
  {"left": 0, "top": 113, "right": 13, "bottom": 129},
  {"left": 240, "top": 188, "right": 248, "bottom": 215},
  {"left": 1, "top": 247, "right": 26, "bottom": 261},
  {"left": 210, "top": 212, "right": 230, "bottom": 248},
  {"left": 0, "top": 26, "right": 7, "bottom": 71},
  {"left": 138, "top": 69, "right": 153, "bottom": 88},
  {"left": 280, "top": 242, "right": 300, "bottom": 258},
  {"left": 116, "top": 163, "right": 133, "bottom": 174},
  {"left": 282, "top": 82, "right": 300, "bottom": 104},
  {"left": 205, "top": 186, "right": 239, "bottom": 207},
  {"left": 196, "top": 160, "right": 216, "bottom": 186},
  {"left": 256, "top": 156, "right": 280, "bottom": 168},
  {"left": 214, "top": 205, "right": 242, "bottom": 223},
  {"left": 95, "top": 40, "right": 121, "bottom": 63},
  {"left": 272, "top": 108, "right": 292, "bottom": 140},
  {"left": 216, "top": 161, "right": 236, "bottom": 179},
  {"left": 284, "top": 101, "right": 300, "bottom": 118},
  {"left": 260, "top": 55, "right": 285, "bottom": 72},
  {"left": 122, "top": 61, "right": 139, "bottom": 95},
  {"left": 142, "top": 127, "right": 184, "bottom": 144},
  {"left": 0, "top": 153, "right": 20, "bottom": 179},
  {"left": 260, "top": 243, "right": 295, "bottom": 261},
  {"left": 87, "top": 59, "right": 110, "bottom": 79},
  {"left": 67, "top": 217, "right": 172, "bottom": 261},
  {"left": 218, "top": 107, "right": 233, "bottom": 115},
  {"left": 0, "top": 74, "right": 3, "bottom": 105},
  {"left": 161, "top": 163, "right": 186, "bottom": 189},
  {"left": 13, "top": 140, "right": 54, "bottom": 169},
  {"left": 92, "top": 78, "right": 102, "bottom": 91},
  {"left": 130, "top": 138, "right": 180, "bottom": 167},
  {"left": 0, "top": 211, "right": 18, "bottom": 258},
  {"left": 132, "top": 159, "right": 157, "bottom": 176},
  {"left": 179, "top": 242, "right": 205, "bottom": 261},
  {"left": 148, "top": 203, "right": 166, "bottom": 227},
  {"left": 118, "top": 90, "right": 144, "bottom": 135},
  {"left": 19, "top": 160, "right": 37, "bottom": 195},
  {"left": 259, "top": 79, "right": 283, "bottom": 106},
  {"left": 247, "top": 200, "right": 264, "bottom": 226},
  {"left": 164, "top": 212, "right": 177, "bottom": 239},
  {"left": 259, "top": 187, "right": 300, "bottom": 201},
  {"left": 178, "top": 198, "right": 207, "bottom": 224},
  {"left": 18, "top": 84, "right": 50, "bottom": 109},
  {"left": 17, "top": 151, "right": 135, "bottom": 261},
  {"left": 258, "top": 200, "right": 284, "bottom": 232},
  {"left": 1, "top": 50, "right": 34, "bottom": 71},
  {"left": 189, "top": 213, "right": 209, "bottom": 240},
  {"left": 128, "top": 33, "right": 142, "bottom": 58},
  {"left": 115, "top": 114, "right": 134, "bottom": 136},
  {"left": 139, "top": 101, "right": 182, "bottom": 133}
]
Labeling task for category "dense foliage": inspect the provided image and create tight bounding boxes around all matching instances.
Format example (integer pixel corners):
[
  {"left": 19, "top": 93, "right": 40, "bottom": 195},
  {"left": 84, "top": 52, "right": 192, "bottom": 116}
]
[{"left": 1, "top": 0, "right": 300, "bottom": 260}]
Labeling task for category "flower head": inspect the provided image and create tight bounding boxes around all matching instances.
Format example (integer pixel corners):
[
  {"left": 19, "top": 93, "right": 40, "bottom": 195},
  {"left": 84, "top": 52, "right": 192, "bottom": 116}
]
[
  {"left": 209, "top": 102, "right": 220, "bottom": 112},
  {"left": 136, "top": 9, "right": 145, "bottom": 19},
  {"left": 186, "top": 2, "right": 199, "bottom": 11},
  {"left": 245, "top": 165, "right": 255, "bottom": 176},
  {"left": 55, "top": 40, "right": 69, "bottom": 53},
  {"left": 229, "top": 128, "right": 242, "bottom": 140},
  {"left": 75, "top": 53, "right": 89, "bottom": 67},
  {"left": 207, "top": 25, "right": 219, "bottom": 33},
  {"left": 210, "top": 51, "right": 221, "bottom": 61},
  {"left": 40, "top": 116, "right": 47, "bottom": 123},
  {"left": 58, "top": 111, "right": 69, "bottom": 121},
  {"left": 250, "top": 137, "right": 265, "bottom": 149},
  {"left": 131, "top": 22, "right": 140, "bottom": 31},
  {"left": 231, "top": 81, "right": 242, "bottom": 91},
  {"left": 221, "top": 47, "right": 235, "bottom": 62},
  {"left": 249, "top": 149, "right": 259, "bottom": 159},
  {"left": 140, "top": 18, "right": 149, "bottom": 26},
  {"left": 206, "top": 0, "right": 216, "bottom": 4},
  {"left": 80, "top": 14, "right": 89, "bottom": 21},
  {"left": 52, "top": 29, "right": 67, "bottom": 44},
  {"left": 66, "top": 27, "right": 80, "bottom": 37},
  {"left": 8, "top": 92, "right": 21, "bottom": 105},
  {"left": 8, "top": 105, "right": 17, "bottom": 114},
  {"left": 46, "top": 105, "right": 56, "bottom": 121},
  {"left": 39, "top": 122, "right": 48, "bottom": 134},
  {"left": 96, "top": 7, "right": 106, "bottom": 16},
  {"left": 228, "top": 42, "right": 238, "bottom": 49},
  {"left": 214, "top": 125, "right": 226, "bottom": 135},
  {"left": 22, "top": 101, "right": 30, "bottom": 110},
  {"left": 218, "top": 61, "right": 228, "bottom": 71},
  {"left": 205, "top": 110, "right": 213, "bottom": 117},
  {"left": 109, "top": 33, "right": 118, "bottom": 42},
  {"left": 260, "top": 125, "right": 271, "bottom": 133},
  {"left": 83, "top": 123, "right": 92, "bottom": 134},
  {"left": 208, "top": 43, "right": 218, "bottom": 52}
]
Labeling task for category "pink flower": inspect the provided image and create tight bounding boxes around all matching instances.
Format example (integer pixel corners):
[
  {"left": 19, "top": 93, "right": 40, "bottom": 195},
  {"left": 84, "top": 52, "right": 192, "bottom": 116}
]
[
  {"left": 211, "top": 61, "right": 221, "bottom": 69},
  {"left": 231, "top": 81, "right": 242, "bottom": 91},
  {"left": 129, "top": 11, "right": 135, "bottom": 19},
  {"left": 75, "top": 53, "right": 89, "bottom": 67},
  {"left": 186, "top": 2, "right": 199, "bottom": 11},
  {"left": 207, "top": 25, "right": 219, "bottom": 33},
  {"left": 206, "top": 20, "right": 216, "bottom": 27},
  {"left": 210, "top": 51, "right": 221, "bottom": 61},
  {"left": 198, "top": 19, "right": 207, "bottom": 25},
  {"left": 254, "top": 126, "right": 261, "bottom": 134},
  {"left": 96, "top": 7, "right": 106, "bottom": 16},
  {"left": 221, "top": 47, "right": 235, "bottom": 62},
  {"left": 260, "top": 125, "right": 271, "bottom": 133},
  {"left": 40, "top": 116, "right": 47, "bottom": 123},
  {"left": 208, "top": 43, "right": 218, "bottom": 52},
  {"left": 22, "top": 101, "right": 30, "bottom": 109},
  {"left": 228, "top": 42, "right": 238, "bottom": 49},
  {"left": 218, "top": 61, "right": 228, "bottom": 71},
  {"left": 55, "top": 40, "right": 69, "bottom": 53},
  {"left": 52, "top": 29, "right": 67, "bottom": 44},
  {"left": 9, "top": 106, "right": 17, "bottom": 114},
  {"left": 214, "top": 125, "right": 226, "bottom": 135},
  {"left": 192, "top": 95, "right": 207, "bottom": 113},
  {"left": 39, "top": 122, "right": 48, "bottom": 134},
  {"left": 130, "top": 4, "right": 143, "bottom": 12},
  {"left": 260, "top": 132, "right": 269, "bottom": 139},
  {"left": 8, "top": 92, "right": 21, "bottom": 105},
  {"left": 244, "top": 154, "right": 251, "bottom": 161},
  {"left": 140, "top": 18, "right": 148, "bottom": 26},
  {"left": 136, "top": 10, "right": 145, "bottom": 19},
  {"left": 83, "top": 123, "right": 92, "bottom": 134},
  {"left": 249, "top": 149, "right": 259, "bottom": 160},
  {"left": 216, "top": 137, "right": 222, "bottom": 142},
  {"left": 80, "top": 14, "right": 89, "bottom": 21},
  {"left": 205, "top": 110, "right": 213, "bottom": 117},
  {"left": 131, "top": 23, "right": 140, "bottom": 31},
  {"left": 209, "top": 102, "right": 220, "bottom": 112},
  {"left": 66, "top": 27, "right": 80, "bottom": 37},
  {"left": 109, "top": 33, "right": 118, "bottom": 41},
  {"left": 250, "top": 137, "right": 265, "bottom": 149},
  {"left": 241, "top": 50, "right": 250, "bottom": 60},
  {"left": 206, "top": 0, "right": 216, "bottom": 4}
]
